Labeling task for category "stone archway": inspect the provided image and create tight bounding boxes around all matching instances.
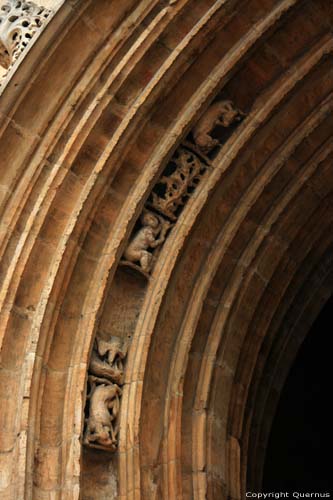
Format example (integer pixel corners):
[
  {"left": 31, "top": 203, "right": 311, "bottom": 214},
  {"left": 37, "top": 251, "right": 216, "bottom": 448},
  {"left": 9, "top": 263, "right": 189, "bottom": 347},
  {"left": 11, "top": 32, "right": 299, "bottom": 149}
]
[{"left": 0, "top": 1, "right": 332, "bottom": 499}]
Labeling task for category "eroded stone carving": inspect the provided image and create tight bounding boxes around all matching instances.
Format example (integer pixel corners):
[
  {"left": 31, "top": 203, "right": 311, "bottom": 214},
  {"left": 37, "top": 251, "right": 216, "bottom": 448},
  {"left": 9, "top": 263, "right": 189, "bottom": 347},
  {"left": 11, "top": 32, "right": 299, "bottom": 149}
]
[
  {"left": 84, "top": 335, "right": 129, "bottom": 451},
  {"left": 89, "top": 336, "right": 129, "bottom": 385},
  {"left": 84, "top": 376, "right": 122, "bottom": 450},
  {"left": 123, "top": 210, "right": 172, "bottom": 273},
  {"left": 192, "top": 100, "right": 245, "bottom": 154},
  {"left": 0, "top": 0, "right": 51, "bottom": 70},
  {"left": 149, "top": 147, "right": 207, "bottom": 221}
]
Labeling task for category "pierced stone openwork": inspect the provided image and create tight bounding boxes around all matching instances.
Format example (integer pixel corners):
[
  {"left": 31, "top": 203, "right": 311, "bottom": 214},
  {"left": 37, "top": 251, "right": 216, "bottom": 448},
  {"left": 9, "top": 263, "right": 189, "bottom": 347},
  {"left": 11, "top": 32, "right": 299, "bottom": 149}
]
[
  {"left": 149, "top": 146, "right": 208, "bottom": 221},
  {"left": 0, "top": 0, "right": 51, "bottom": 70}
]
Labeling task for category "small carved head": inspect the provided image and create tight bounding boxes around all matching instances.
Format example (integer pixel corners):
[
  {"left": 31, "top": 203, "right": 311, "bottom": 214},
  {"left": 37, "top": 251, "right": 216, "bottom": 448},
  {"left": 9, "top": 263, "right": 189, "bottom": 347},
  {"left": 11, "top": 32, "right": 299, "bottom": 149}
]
[
  {"left": 141, "top": 212, "right": 159, "bottom": 228},
  {"left": 98, "top": 430, "right": 112, "bottom": 443},
  {"left": 219, "top": 100, "right": 244, "bottom": 127}
]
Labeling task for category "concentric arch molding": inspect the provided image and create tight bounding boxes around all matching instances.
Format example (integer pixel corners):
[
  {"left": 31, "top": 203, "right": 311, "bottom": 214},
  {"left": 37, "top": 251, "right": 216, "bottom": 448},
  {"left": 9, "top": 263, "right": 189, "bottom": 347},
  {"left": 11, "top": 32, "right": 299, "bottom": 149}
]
[{"left": 0, "top": 1, "right": 332, "bottom": 499}]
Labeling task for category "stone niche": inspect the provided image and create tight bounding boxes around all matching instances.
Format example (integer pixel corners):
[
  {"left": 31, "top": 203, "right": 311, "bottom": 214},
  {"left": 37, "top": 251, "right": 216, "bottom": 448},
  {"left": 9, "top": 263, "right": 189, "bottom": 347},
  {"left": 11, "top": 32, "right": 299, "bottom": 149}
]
[{"left": 81, "top": 266, "right": 147, "bottom": 499}]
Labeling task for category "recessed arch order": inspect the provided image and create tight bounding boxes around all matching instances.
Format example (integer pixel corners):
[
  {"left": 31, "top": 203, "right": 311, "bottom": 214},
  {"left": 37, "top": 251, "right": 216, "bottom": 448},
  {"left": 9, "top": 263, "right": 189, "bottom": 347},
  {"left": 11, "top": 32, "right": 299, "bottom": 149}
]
[{"left": 0, "top": 1, "right": 332, "bottom": 499}]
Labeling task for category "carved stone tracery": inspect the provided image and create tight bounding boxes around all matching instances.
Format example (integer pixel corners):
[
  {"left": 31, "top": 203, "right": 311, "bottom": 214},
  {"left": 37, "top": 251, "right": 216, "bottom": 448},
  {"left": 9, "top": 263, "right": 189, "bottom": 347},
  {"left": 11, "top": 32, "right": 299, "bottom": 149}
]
[
  {"left": 0, "top": 0, "right": 51, "bottom": 70},
  {"left": 149, "top": 146, "right": 208, "bottom": 221}
]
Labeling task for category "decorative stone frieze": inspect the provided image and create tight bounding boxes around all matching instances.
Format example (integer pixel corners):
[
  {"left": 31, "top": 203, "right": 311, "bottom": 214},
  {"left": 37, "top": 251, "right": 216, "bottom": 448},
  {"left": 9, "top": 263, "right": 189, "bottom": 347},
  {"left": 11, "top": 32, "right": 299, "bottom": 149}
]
[
  {"left": 84, "top": 99, "right": 245, "bottom": 453},
  {"left": 121, "top": 99, "right": 245, "bottom": 277},
  {"left": 0, "top": 0, "right": 51, "bottom": 70}
]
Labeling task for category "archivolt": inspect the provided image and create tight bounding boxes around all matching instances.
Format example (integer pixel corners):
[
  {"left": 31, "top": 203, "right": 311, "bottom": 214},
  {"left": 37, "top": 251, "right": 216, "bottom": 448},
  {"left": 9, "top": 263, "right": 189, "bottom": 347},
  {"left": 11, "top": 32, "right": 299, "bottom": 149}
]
[{"left": 0, "top": 1, "right": 332, "bottom": 499}]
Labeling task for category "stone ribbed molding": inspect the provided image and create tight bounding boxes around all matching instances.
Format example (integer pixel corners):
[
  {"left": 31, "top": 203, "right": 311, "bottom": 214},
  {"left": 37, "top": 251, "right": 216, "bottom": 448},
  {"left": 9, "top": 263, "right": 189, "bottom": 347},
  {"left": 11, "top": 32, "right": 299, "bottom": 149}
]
[
  {"left": 83, "top": 99, "right": 245, "bottom": 453},
  {"left": 1, "top": 1, "right": 333, "bottom": 498},
  {"left": 83, "top": 100, "right": 245, "bottom": 453},
  {"left": 0, "top": 0, "right": 51, "bottom": 70}
]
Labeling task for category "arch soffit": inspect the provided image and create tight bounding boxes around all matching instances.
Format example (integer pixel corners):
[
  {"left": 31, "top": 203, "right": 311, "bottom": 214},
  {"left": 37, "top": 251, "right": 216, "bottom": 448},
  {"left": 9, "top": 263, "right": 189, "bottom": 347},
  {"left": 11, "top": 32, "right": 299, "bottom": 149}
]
[{"left": 0, "top": 0, "right": 332, "bottom": 498}]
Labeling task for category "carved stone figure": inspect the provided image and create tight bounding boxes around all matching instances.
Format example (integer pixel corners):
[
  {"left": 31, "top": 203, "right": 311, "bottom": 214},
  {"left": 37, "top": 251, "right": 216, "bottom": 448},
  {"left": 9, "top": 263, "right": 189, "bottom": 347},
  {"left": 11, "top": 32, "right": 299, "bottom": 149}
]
[
  {"left": 96, "top": 336, "right": 129, "bottom": 366},
  {"left": 123, "top": 211, "right": 171, "bottom": 272},
  {"left": 150, "top": 147, "right": 206, "bottom": 220},
  {"left": 85, "top": 377, "right": 122, "bottom": 449},
  {"left": 0, "top": 0, "right": 51, "bottom": 70},
  {"left": 192, "top": 100, "right": 245, "bottom": 154},
  {"left": 84, "top": 335, "right": 129, "bottom": 451},
  {"left": 89, "top": 336, "right": 129, "bottom": 385}
]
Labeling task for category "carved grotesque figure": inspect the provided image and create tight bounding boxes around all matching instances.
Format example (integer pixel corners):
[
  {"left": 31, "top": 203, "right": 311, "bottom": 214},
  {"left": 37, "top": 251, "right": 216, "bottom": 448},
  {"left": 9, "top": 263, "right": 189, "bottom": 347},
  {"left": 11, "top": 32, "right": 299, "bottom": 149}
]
[
  {"left": 192, "top": 100, "right": 245, "bottom": 154},
  {"left": 84, "top": 335, "right": 129, "bottom": 451},
  {"left": 123, "top": 211, "right": 171, "bottom": 272},
  {"left": 0, "top": 0, "right": 51, "bottom": 70},
  {"left": 89, "top": 335, "right": 129, "bottom": 385},
  {"left": 85, "top": 378, "right": 122, "bottom": 449}
]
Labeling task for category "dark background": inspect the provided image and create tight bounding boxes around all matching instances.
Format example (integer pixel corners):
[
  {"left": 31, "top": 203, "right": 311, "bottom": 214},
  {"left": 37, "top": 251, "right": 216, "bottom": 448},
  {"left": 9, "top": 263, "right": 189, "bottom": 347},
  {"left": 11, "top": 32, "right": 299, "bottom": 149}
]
[{"left": 263, "top": 296, "right": 332, "bottom": 492}]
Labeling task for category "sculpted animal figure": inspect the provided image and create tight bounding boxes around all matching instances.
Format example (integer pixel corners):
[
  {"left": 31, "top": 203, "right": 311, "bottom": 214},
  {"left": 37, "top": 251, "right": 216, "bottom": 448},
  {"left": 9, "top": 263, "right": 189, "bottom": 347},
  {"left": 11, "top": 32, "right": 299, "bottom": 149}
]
[
  {"left": 89, "top": 336, "right": 129, "bottom": 385},
  {"left": 97, "top": 336, "right": 129, "bottom": 365},
  {"left": 124, "top": 211, "right": 171, "bottom": 272},
  {"left": 192, "top": 100, "right": 245, "bottom": 154},
  {"left": 89, "top": 349, "right": 123, "bottom": 385},
  {"left": 85, "top": 379, "right": 122, "bottom": 448}
]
